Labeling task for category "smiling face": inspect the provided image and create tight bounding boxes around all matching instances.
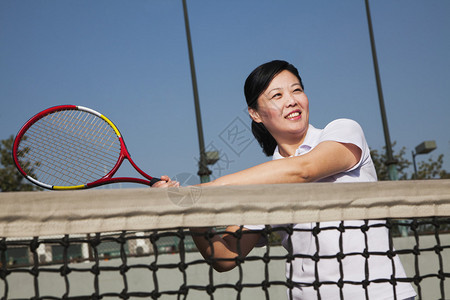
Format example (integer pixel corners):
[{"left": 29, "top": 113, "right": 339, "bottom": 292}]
[{"left": 248, "top": 70, "right": 309, "bottom": 146}]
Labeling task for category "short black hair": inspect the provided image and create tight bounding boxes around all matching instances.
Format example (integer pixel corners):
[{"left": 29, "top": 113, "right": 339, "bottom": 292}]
[{"left": 244, "top": 60, "right": 304, "bottom": 156}]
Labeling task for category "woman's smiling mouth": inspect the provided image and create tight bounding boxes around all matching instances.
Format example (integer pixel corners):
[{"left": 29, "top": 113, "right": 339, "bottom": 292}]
[{"left": 285, "top": 110, "right": 301, "bottom": 120}]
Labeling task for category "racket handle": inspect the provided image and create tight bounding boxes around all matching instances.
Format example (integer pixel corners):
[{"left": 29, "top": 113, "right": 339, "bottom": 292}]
[{"left": 150, "top": 177, "right": 162, "bottom": 186}]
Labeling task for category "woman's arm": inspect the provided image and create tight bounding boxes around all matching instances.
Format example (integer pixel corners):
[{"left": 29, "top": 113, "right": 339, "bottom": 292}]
[
  {"left": 190, "top": 225, "right": 262, "bottom": 272},
  {"left": 190, "top": 141, "right": 360, "bottom": 270},
  {"left": 164, "top": 140, "right": 360, "bottom": 272},
  {"left": 201, "top": 141, "right": 361, "bottom": 186}
]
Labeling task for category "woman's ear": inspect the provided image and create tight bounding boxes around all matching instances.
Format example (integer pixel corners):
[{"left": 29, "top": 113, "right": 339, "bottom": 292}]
[{"left": 248, "top": 107, "right": 262, "bottom": 123}]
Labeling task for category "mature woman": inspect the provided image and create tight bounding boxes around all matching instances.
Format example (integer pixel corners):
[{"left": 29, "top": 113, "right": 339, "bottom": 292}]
[{"left": 156, "top": 60, "right": 416, "bottom": 300}]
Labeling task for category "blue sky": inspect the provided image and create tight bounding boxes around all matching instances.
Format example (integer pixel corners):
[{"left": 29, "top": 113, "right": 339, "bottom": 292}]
[{"left": 1, "top": 0, "right": 449, "bottom": 187}]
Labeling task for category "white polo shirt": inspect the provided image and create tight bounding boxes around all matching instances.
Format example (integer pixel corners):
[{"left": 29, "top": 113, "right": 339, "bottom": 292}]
[{"left": 245, "top": 119, "right": 416, "bottom": 300}]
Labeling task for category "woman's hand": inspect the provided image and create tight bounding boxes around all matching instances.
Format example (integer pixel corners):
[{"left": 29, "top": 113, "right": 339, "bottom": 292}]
[{"left": 152, "top": 175, "right": 180, "bottom": 188}]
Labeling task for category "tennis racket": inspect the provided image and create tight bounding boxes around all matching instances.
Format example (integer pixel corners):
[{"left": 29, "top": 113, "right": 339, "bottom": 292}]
[{"left": 13, "top": 105, "right": 161, "bottom": 190}]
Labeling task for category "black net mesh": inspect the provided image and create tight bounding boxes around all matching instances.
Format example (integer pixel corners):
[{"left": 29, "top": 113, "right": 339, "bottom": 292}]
[{"left": 1, "top": 217, "right": 449, "bottom": 300}]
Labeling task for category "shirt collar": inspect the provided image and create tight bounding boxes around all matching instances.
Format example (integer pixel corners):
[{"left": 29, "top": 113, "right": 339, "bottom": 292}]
[{"left": 272, "top": 124, "right": 319, "bottom": 159}]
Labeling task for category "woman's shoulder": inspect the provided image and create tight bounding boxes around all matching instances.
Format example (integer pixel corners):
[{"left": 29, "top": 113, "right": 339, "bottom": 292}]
[
  {"left": 323, "top": 118, "right": 363, "bottom": 134},
  {"left": 319, "top": 118, "right": 367, "bottom": 146},
  {"left": 324, "top": 118, "right": 361, "bottom": 128}
]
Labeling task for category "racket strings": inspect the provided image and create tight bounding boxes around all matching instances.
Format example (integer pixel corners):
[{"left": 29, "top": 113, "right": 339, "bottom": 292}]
[
  {"left": 18, "top": 114, "right": 107, "bottom": 186},
  {"left": 43, "top": 110, "right": 119, "bottom": 163},
  {"left": 17, "top": 109, "right": 121, "bottom": 186},
  {"left": 23, "top": 127, "right": 110, "bottom": 185},
  {"left": 43, "top": 110, "right": 120, "bottom": 184},
  {"left": 20, "top": 111, "right": 118, "bottom": 186}
]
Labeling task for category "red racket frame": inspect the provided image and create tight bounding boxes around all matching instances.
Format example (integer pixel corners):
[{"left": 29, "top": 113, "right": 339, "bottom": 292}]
[{"left": 13, "top": 105, "right": 160, "bottom": 190}]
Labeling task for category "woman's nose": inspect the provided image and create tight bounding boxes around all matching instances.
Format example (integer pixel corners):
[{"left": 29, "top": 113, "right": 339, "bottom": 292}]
[{"left": 285, "top": 94, "right": 297, "bottom": 107}]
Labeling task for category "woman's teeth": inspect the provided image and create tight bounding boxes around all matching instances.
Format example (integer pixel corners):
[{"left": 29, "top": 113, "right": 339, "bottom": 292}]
[{"left": 286, "top": 112, "right": 300, "bottom": 119}]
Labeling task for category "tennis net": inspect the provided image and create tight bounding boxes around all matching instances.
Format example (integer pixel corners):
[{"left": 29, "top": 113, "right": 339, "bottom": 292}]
[{"left": 1, "top": 180, "right": 449, "bottom": 299}]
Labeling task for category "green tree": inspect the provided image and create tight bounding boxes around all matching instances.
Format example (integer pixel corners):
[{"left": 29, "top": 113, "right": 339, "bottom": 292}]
[
  {"left": 416, "top": 154, "right": 450, "bottom": 179},
  {"left": 370, "top": 142, "right": 411, "bottom": 180},
  {"left": 0, "top": 135, "right": 38, "bottom": 192},
  {"left": 370, "top": 142, "right": 449, "bottom": 180}
]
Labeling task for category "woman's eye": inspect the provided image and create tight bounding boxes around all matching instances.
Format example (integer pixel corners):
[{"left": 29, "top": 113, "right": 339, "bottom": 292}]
[{"left": 271, "top": 93, "right": 282, "bottom": 99}]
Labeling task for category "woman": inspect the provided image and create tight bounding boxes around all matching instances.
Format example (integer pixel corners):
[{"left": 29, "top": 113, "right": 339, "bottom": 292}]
[{"left": 155, "top": 60, "right": 416, "bottom": 300}]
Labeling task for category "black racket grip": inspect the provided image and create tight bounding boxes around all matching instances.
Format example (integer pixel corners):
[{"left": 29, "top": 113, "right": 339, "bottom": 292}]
[{"left": 149, "top": 177, "right": 162, "bottom": 186}]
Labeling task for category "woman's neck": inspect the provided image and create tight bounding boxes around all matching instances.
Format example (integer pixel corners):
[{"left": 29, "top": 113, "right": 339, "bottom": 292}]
[
  {"left": 276, "top": 133, "right": 307, "bottom": 157},
  {"left": 277, "top": 144, "right": 299, "bottom": 157}
]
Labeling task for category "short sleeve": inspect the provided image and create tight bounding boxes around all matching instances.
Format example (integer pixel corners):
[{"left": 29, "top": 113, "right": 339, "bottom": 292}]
[
  {"left": 319, "top": 119, "right": 365, "bottom": 149},
  {"left": 319, "top": 119, "right": 368, "bottom": 173}
]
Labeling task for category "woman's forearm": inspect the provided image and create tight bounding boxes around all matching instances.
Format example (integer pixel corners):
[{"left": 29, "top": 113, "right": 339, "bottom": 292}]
[
  {"left": 201, "top": 157, "right": 308, "bottom": 186},
  {"left": 200, "top": 141, "right": 359, "bottom": 187},
  {"left": 190, "top": 227, "right": 241, "bottom": 272},
  {"left": 190, "top": 226, "right": 262, "bottom": 272}
]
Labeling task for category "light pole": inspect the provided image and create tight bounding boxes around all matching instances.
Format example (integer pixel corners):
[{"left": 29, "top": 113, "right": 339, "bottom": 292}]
[
  {"left": 364, "top": 0, "right": 398, "bottom": 180},
  {"left": 412, "top": 140, "right": 437, "bottom": 179},
  {"left": 182, "top": 0, "right": 213, "bottom": 183}
]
